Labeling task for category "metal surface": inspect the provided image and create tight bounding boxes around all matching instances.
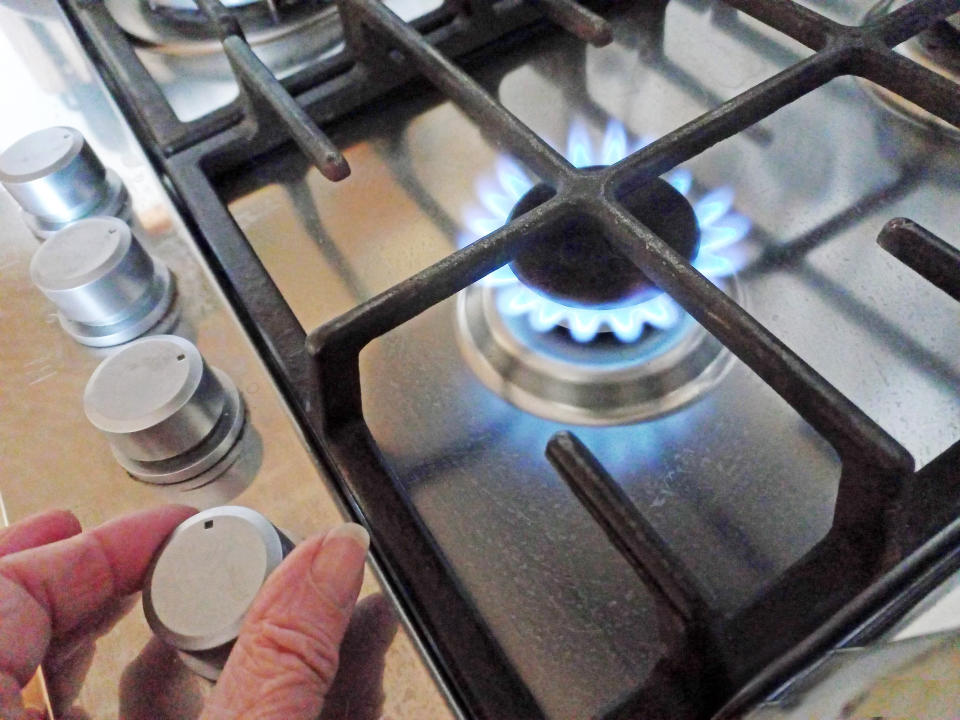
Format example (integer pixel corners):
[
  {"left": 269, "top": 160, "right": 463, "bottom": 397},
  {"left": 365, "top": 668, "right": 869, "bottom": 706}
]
[
  {"left": 30, "top": 217, "right": 177, "bottom": 347},
  {"left": 546, "top": 431, "right": 722, "bottom": 719},
  {"left": 0, "top": 126, "right": 129, "bottom": 238},
  {"left": 204, "top": 0, "right": 960, "bottom": 717},
  {"left": 0, "top": 3, "right": 455, "bottom": 718},
  {"left": 456, "top": 281, "right": 739, "bottom": 424}
]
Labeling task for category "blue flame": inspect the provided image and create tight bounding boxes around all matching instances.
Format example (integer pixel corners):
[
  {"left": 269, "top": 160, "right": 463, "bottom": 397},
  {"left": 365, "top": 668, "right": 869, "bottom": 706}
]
[{"left": 460, "top": 119, "right": 750, "bottom": 343}]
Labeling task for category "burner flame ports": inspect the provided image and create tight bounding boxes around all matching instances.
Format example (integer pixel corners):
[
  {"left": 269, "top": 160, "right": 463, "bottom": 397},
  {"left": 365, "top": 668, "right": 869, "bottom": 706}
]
[{"left": 459, "top": 119, "right": 751, "bottom": 344}]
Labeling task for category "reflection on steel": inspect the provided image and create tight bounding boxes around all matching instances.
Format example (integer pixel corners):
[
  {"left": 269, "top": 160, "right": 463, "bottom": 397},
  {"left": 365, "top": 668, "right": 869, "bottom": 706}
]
[
  {"left": 879, "top": 217, "right": 960, "bottom": 303},
  {"left": 62, "top": 0, "right": 960, "bottom": 717},
  {"left": 546, "top": 431, "right": 724, "bottom": 720}
]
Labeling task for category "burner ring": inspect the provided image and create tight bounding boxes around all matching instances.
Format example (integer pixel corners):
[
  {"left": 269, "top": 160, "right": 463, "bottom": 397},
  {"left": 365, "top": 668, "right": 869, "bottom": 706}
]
[
  {"left": 456, "top": 279, "right": 744, "bottom": 426},
  {"left": 858, "top": 1, "right": 960, "bottom": 139}
]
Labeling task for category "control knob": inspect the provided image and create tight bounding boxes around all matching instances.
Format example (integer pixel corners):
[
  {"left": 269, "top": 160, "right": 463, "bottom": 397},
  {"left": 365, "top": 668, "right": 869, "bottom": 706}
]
[
  {"left": 0, "top": 126, "right": 128, "bottom": 238},
  {"left": 143, "top": 506, "right": 293, "bottom": 679},
  {"left": 84, "top": 335, "right": 246, "bottom": 486},
  {"left": 30, "top": 217, "right": 176, "bottom": 347}
]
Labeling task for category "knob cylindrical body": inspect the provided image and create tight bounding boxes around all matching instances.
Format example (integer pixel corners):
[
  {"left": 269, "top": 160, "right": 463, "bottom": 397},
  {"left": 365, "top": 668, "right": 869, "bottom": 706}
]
[
  {"left": 31, "top": 217, "right": 157, "bottom": 324},
  {"left": 84, "top": 336, "right": 246, "bottom": 485},
  {"left": 0, "top": 127, "right": 109, "bottom": 223},
  {"left": 85, "top": 335, "right": 226, "bottom": 461}
]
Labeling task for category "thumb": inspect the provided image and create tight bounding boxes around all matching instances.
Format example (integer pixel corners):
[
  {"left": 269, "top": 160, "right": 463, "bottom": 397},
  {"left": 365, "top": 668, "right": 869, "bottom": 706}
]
[{"left": 201, "top": 523, "right": 369, "bottom": 720}]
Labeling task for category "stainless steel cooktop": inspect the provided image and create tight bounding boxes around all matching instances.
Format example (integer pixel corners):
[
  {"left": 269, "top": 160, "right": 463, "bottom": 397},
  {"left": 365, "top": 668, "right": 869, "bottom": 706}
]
[
  {"left": 3, "top": 0, "right": 960, "bottom": 718},
  {"left": 219, "top": 1, "right": 960, "bottom": 715}
]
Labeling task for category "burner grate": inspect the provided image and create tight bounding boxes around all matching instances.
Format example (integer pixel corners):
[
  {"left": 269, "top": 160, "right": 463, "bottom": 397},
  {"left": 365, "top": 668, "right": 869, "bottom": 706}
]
[
  {"left": 878, "top": 216, "right": 960, "bottom": 302},
  {"left": 541, "top": 221, "right": 960, "bottom": 720},
  {"left": 299, "top": 0, "right": 960, "bottom": 716},
  {"left": 59, "top": 0, "right": 960, "bottom": 717}
]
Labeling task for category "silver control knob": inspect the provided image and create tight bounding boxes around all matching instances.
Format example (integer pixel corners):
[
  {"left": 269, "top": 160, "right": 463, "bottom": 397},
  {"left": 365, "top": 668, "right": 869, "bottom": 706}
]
[
  {"left": 0, "top": 126, "right": 128, "bottom": 238},
  {"left": 84, "top": 335, "right": 246, "bottom": 485},
  {"left": 143, "top": 506, "right": 293, "bottom": 680},
  {"left": 30, "top": 217, "right": 176, "bottom": 347}
]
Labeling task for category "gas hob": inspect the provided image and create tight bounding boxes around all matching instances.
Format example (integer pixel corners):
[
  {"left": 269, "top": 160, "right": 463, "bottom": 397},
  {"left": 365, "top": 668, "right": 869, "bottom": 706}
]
[{"left": 3, "top": 0, "right": 960, "bottom": 718}]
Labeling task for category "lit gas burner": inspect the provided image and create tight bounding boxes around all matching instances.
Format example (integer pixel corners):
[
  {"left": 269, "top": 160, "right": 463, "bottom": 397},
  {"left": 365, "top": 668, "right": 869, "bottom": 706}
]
[
  {"left": 860, "top": 2, "right": 960, "bottom": 138},
  {"left": 459, "top": 120, "right": 749, "bottom": 343},
  {"left": 456, "top": 120, "right": 750, "bottom": 425}
]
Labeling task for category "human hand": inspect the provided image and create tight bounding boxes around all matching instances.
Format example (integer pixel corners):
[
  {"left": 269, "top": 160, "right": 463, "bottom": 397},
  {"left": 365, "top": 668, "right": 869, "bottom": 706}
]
[
  {"left": 200, "top": 522, "right": 377, "bottom": 720},
  {"left": 0, "top": 506, "right": 383, "bottom": 720},
  {"left": 0, "top": 504, "right": 195, "bottom": 719}
]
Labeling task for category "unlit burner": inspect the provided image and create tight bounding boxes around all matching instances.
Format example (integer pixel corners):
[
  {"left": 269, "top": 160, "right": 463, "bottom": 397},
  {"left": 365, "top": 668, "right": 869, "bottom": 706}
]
[
  {"left": 105, "top": 0, "right": 319, "bottom": 48},
  {"left": 861, "top": 2, "right": 960, "bottom": 138}
]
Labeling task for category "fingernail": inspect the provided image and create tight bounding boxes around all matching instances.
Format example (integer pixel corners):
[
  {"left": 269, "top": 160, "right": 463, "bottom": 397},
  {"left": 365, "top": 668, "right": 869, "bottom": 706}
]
[
  {"left": 326, "top": 522, "right": 370, "bottom": 552},
  {"left": 312, "top": 524, "right": 369, "bottom": 611}
]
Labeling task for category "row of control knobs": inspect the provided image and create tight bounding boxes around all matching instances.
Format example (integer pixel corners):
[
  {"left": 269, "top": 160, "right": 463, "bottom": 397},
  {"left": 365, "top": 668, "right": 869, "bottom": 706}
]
[
  {"left": 3, "top": 127, "right": 247, "bottom": 487},
  {"left": 4, "top": 128, "right": 281, "bottom": 677}
]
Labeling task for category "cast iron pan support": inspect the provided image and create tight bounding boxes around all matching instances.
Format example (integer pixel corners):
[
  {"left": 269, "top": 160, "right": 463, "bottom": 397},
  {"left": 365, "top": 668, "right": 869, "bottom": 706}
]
[
  {"left": 546, "top": 432, "right": 728, "bottom": 720},
  {"left": 196, "top": 0, "right": 352, "bottom": 181},
  {"left": 304, "top": 0, "right": 960, "bottom": 716}
]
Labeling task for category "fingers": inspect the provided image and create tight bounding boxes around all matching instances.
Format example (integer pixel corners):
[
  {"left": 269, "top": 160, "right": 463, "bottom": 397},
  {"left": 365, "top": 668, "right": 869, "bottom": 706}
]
[
  {"left": 202, "top": 523, "right": 369, "bottom": 720},
  {"left": 0, "top": 672, "right": 26, "bottom": 718},
  {"left": 0, "top": 510, "right": 81, "bottom": 557},
  {"left": 0, "top": 505, "right": 195, "bottom": 686}
]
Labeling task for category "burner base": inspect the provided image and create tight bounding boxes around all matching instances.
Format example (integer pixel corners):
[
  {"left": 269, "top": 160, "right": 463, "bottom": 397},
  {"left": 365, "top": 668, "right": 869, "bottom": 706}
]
[{"left": 456, "top": 279, "right": 744, "bottom": 426}]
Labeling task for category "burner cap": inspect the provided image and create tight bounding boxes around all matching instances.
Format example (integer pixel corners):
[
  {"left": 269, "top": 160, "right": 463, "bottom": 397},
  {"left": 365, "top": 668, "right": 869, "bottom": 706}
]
[{"left": 508, "top": 172, "right": 699, "bottom": 309}]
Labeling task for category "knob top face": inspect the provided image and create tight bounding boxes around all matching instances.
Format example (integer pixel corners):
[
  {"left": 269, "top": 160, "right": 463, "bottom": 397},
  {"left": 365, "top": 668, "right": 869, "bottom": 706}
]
[
  {"left": 30, "top": 217, "right": 131, "bottom": 292},
  {"left": 0, "top": 127, "right": 83, "bottom": 183},
  {"left": 144, "top": 506, "right": 284, "bottom": 651},
  {"left": 84, "top": 335, "right": 204, "bottom": 434}
]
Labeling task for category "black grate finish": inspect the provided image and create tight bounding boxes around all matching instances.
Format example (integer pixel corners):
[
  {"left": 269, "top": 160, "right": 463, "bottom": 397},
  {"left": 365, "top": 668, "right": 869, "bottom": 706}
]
[{"left": 59, "top": 0, "right": 960, "bottom": 717}]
